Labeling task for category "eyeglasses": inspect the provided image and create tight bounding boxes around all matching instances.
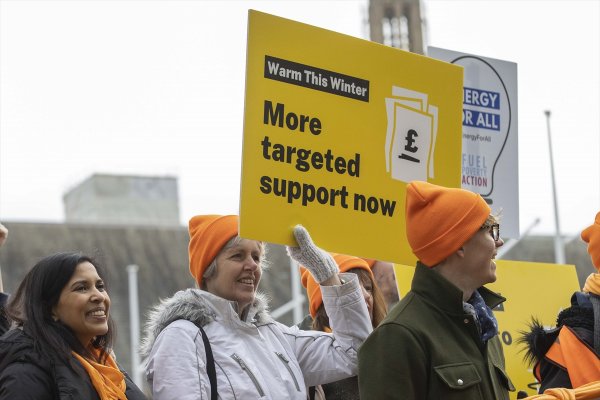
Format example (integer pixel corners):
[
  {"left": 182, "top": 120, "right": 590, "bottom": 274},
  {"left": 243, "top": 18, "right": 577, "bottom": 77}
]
[{"left": 488, "top": 223, "right": 500, "bottom": 241}]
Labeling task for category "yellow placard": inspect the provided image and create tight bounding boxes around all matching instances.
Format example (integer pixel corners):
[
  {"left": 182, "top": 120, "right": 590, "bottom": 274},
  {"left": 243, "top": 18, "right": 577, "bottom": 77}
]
[
  {"left": 240, "top": 10, "right": 463, "bottom": 265},
  {"left": 393, "top": 260, "right": 581, "bottom": 399}
]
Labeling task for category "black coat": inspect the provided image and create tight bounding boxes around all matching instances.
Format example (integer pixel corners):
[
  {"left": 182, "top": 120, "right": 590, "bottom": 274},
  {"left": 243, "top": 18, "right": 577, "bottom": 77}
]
[
  {"left": 0, "top": 293, "right": 9, "bottom": 336},
  {"left": 0, "top": 329, "right": 146, "bottom": 400},
  {"left": 522, "top": 291, "right": 597, "bottom": 392}
]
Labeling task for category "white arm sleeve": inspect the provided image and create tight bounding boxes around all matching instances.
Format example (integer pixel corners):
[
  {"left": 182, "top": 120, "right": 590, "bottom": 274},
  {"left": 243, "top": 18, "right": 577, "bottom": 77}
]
[
  {"left": 283, "top": 273, "right": 372, "bottom": 387},
  {"left": 145, "top": 320, "right": 210, "bottom": 400}
]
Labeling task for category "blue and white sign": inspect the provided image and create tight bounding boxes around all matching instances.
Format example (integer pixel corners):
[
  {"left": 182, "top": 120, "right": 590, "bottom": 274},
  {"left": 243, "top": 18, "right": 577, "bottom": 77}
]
[{"left": 428, "top": 47, "right": 519, "bottom": 238}]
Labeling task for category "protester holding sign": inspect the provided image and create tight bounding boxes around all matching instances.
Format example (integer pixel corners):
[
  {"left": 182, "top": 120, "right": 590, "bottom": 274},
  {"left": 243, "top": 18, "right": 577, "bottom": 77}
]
[
  {"left": 301, "top": 253, "right": 387, "bottom": 400},
  {"left": 142, "top": 215, "right": 371, "bottom": 400},
  {"left": 521, "top": 211, "right": 600, "bottom": 394},
  {"left": 358, "top": 181, "right": 513, "bottom": 400}
]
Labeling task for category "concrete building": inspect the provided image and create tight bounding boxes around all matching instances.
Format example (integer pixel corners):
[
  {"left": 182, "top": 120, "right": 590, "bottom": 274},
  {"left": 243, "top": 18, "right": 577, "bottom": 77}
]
[{"left": 63, "top": 174, "right": 180, "bottom": 226}]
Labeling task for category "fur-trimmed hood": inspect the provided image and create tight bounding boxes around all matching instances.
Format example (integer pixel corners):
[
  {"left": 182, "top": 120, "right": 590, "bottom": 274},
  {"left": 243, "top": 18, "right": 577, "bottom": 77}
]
[
  {"left": 518, "top": 319, "right": 560, "bottom": 367},
  {"left": 140, "top": 288, "right": 272, "bottom": 358}
]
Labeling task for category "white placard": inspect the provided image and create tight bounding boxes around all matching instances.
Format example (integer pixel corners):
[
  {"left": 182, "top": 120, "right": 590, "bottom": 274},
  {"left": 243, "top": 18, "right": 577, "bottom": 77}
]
[{"left": 428, "top": 46, "right": 520, "bottom": 238}]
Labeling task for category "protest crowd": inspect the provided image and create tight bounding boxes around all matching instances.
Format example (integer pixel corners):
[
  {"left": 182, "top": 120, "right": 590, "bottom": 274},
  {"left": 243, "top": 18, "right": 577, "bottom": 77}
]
[
  {"left": 0, "top": 183, "right": 599, "bottom": 399},
  {"left": 0, "top": 3, "right": 598, "bottom": 400}
]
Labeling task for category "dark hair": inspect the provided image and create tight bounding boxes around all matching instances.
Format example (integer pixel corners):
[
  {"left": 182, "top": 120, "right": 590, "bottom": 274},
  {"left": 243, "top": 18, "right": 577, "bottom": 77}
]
[
  {"left": 312, "top": 268, "right": 387, "bottom": 331},
  {"left": 6, "top": 252, "right": 115, "bottom": 367}
]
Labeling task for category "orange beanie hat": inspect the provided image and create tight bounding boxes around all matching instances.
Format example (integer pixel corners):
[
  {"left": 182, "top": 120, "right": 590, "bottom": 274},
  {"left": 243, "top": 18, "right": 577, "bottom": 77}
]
[
  {"left": 301, "top": 253, "right": 374, "bottom": 318},
  {"left": 581, "top": 211, "right": 600, "bottom": 271},
  {"left": 405, "top": 181, "right": 490, "bottom": 267},
  {"left": 188, "top": 215, "right": 238, "bottom": 285},
  {"left": 362, "top": 258, "right": 377, "bottom": 268}
]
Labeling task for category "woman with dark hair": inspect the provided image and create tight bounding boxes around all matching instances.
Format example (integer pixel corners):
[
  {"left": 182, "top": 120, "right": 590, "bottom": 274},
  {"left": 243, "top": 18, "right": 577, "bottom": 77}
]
[
  {"left": 301, "top": 254, "right": 388, "bottom": 400},
  {"left": 0, "top": 252, "right": 146, "bottom": 399}
]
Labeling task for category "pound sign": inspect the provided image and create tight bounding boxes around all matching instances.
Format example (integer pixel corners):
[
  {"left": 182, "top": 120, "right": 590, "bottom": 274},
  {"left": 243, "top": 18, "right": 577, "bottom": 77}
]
[{"left": 398, "top": 129, "right": 420, "bottom": 163}]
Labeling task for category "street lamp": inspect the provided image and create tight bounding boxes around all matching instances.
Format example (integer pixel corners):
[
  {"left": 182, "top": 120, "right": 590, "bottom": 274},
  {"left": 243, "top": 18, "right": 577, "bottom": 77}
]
[{"left": 544, "top": 110, "right": 565, "bottom": 264}]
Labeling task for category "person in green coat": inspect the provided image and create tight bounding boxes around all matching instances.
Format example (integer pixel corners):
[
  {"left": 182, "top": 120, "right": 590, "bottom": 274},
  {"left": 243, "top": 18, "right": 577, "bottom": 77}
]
[{"left": 358, "top": 181, "right": 515, "bottom": 400}]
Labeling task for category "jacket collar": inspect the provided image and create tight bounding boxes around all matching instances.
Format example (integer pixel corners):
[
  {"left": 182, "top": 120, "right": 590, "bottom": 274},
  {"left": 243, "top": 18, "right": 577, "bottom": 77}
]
[
  {"left": 411, "top": 262, "right": 505, "bottom": 314},
  {"left": 140, "top": 288, "right": 272, "bottom": 358}
]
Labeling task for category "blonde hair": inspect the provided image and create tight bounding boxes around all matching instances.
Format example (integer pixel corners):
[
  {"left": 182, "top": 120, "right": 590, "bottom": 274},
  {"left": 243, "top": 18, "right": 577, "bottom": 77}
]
[{"left": 481, "top": 213, "right": 501, "bottom": 229}]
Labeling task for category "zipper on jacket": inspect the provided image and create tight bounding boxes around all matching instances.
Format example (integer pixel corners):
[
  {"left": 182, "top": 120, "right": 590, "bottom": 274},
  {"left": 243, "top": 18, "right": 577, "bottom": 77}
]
[
  {"left": 230, "top": 353, "right": 265, "bottom": 397},
  {"left": 275, "top": 352, "right": 301, "bottom": 391}
]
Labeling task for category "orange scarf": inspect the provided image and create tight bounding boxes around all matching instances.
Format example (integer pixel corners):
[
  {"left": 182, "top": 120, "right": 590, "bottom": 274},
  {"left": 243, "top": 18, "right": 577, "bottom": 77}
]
[
  {"left": 522, "top": 380, "right": 600, "bottom": 400},
  {"left": 535, "top": 326, "right": 600, "bottom": 389},
  {"left": 72, "top": 350, "right": 127, "bottom": 400},
  {"left": 582, "top": 273, "right": 600, "bottom": 296}
]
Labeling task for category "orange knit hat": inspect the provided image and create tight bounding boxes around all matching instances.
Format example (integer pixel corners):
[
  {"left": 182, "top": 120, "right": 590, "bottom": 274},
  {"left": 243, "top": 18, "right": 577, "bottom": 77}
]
[
  {"left": 188, "top": 215, "right": 238, "bottom": 285},
  {"left": 405, "top": 181, "right": 490, "bottom": 267},
  {"left": 301, "top": 253, "right": 374, "bottom": 318},
  {"left": 581, "top": 211, "right": 600, "bottom": 271},
  {"left": 362, "top": 258, "right": 377, "bottom": 268}
]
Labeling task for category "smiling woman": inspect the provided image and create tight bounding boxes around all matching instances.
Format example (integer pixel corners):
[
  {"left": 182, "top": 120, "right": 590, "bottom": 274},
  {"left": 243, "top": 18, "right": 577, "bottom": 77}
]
[
  {"left": 0, "top": 252, "right": 146, "bottom": 400},
  {"left": 52, "top": 261, "right": 112, "bottom": 346},
  {"left": 203, "top": 237, "right": 264, "bottom": 314},
  {"left": 141, "top": 214, "right": 372, "bottom": 400}
]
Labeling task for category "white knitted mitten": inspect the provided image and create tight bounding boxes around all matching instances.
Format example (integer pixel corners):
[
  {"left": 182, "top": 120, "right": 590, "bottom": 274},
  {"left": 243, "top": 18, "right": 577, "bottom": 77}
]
[{"left": 287, "top": 225, "right": 338, "bottom": 283}]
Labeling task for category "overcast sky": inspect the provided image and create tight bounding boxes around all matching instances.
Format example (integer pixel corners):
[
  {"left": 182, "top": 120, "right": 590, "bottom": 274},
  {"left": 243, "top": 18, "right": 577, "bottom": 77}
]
[{"left": 0, "top": 0, "right": 598, "bottom": 237}]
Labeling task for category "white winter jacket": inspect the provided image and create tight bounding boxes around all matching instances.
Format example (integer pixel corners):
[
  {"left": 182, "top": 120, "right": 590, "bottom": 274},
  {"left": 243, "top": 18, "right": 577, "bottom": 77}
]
[{"left": 141, "top": 273, "right": 372, "bottom": 400}]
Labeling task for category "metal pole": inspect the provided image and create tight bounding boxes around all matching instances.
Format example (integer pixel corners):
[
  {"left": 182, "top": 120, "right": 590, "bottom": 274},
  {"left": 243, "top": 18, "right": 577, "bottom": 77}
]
[
  {"left": 271, "top": 258, "right": 306, "bottom": 321},
  {"left": 544, "top": 110, "right": 565, "bottom": 264},
  {"left": 290, "top": 258, "right": 303, "bottom": 324},
  {"left": 126, "top": 264, "right": 142, "bottom": 387}
]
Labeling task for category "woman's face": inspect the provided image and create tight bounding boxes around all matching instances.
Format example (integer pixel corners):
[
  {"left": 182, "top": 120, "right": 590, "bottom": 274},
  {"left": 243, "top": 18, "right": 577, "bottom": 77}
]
[
  {"left": 52, "top": 261, "right": 111, "bottom": 346},
  {"left": 205, "top": 239, "right": 262, "bottom": 312}
]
